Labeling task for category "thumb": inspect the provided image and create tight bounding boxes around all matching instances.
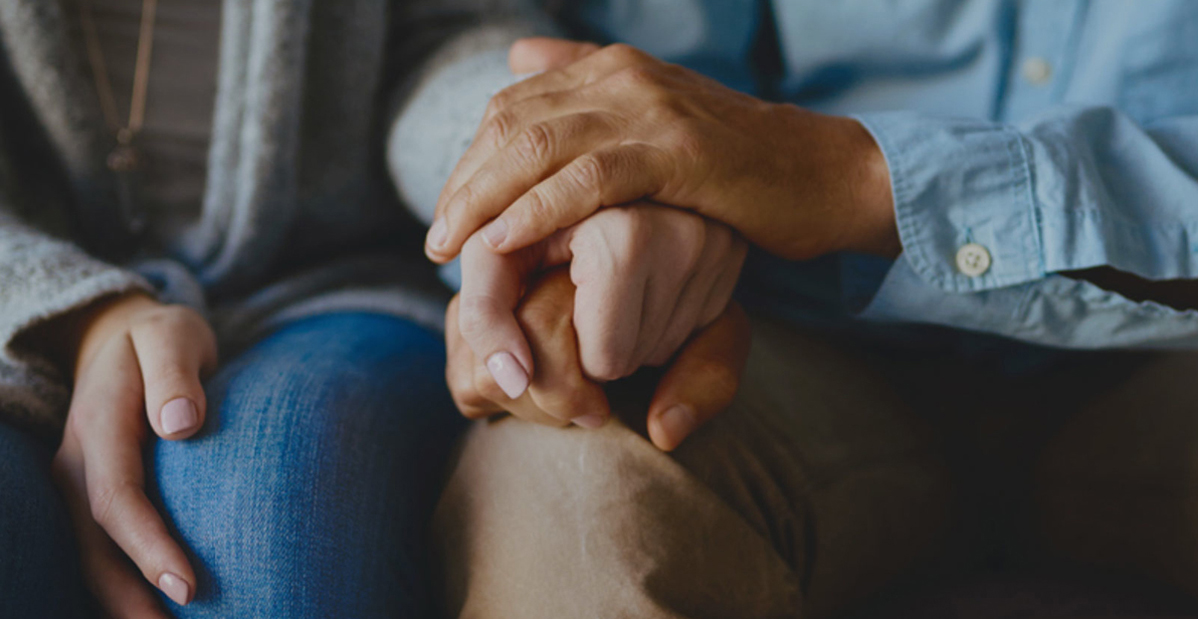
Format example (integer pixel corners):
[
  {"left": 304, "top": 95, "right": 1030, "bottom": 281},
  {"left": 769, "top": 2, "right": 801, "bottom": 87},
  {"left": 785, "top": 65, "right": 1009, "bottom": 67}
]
[
  {"left": 509, "top": 37, "right": 602, "bottom": 74},
  {"left": 646, "top": 303, "right": 751, "bottom": 451},
  {"left": 130, "top": 306, "right": 218, "bottom": 440}
]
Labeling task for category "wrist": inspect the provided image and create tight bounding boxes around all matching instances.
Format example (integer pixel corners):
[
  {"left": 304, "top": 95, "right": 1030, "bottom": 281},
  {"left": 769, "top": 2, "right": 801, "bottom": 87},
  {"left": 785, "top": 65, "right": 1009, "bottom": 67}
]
[{"left": 839, "top": 118, "right": 900, "bottom": 258}]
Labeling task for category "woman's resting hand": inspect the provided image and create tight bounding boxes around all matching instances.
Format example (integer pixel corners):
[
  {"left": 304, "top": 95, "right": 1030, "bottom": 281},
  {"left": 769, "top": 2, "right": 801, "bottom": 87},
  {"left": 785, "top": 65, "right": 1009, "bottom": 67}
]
[
  {"left": 50, "top": 293, "right": 216, "bottom": 617},
  {"left": 446, "top": 268, "right": 750, "bottom": 451}
]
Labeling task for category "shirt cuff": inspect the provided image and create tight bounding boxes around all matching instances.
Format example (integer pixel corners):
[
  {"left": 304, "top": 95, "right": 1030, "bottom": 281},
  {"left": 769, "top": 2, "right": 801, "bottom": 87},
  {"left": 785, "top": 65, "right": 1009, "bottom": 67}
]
[
  {"left": 860, "top": 253, "right": 1198, "bottom": 349},
  {"left": 854, "top": 111, "right": 1046, "bottom": 294}
]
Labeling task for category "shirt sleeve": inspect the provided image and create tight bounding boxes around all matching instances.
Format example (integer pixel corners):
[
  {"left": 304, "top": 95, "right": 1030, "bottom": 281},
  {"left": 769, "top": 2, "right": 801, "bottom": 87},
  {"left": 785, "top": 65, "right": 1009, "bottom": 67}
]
[{"left": 852, "top": 106, "right": 1198, "bottom": 349}]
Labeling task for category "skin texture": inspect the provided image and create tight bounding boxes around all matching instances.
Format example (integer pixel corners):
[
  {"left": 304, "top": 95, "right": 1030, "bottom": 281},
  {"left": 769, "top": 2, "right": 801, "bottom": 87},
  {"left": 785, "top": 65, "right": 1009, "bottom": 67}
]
[
  {"left": 48, "top": 293, "right": 215, "bottom": 618},
  {"left": 449, "top": 40, "right": 756, "bottom": 403},
  {"left": 457, "top": 201, "right": 747, "bottom": 402},
  {"left": 446, "top": 268, "right": 751, "bottom": 451},
  {"left": 425, "top": 39, "right": 899, "bottom": 266},
  {"left": 433, "top": 38, "right": 897, "bottom": 403}
]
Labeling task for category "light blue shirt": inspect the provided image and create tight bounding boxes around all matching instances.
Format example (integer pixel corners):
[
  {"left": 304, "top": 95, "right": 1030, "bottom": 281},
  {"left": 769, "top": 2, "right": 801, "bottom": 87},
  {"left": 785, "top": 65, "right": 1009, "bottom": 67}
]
[{"left": 560, "top": 0, "right": 1198, "bottom": 350}]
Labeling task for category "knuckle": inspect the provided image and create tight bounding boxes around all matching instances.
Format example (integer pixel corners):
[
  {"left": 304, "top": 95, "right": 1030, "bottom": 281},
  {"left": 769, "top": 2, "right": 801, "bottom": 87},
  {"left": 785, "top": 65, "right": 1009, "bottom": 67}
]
[
  {"left": 87, "top": 480, "right": 133, "bottom": 528},
  {"left": 483, "top": 90, "right": 514, "bottom": 122},
  {"left": 604, "top": 43, "right": 646, "bottom": 64},
  {"left": 449, "top": 182, "right": 480, "bottom": 219},
  {"left": 482, "top": 110, "right": 519, "bottom": 149},
  {"left": 132, "top": 305, "right": 207, "bottom": 340},
  {"left": 605, "top": 209, "right": 649, "bottom": 261},
  {"left": 568, "top": 153, "right": 611, "bottom": 194},
  {"left": 513, "top": 123, "right": 554, "bottom": 167},
  {"left": 611, "top": 65, "right": 659, "bottom": 91},
  {"left": 517, "top": 188, "right": 553, "bottom": 227},
  {"left": 457, "top": 295, "right": 500, "bottom": 341}
]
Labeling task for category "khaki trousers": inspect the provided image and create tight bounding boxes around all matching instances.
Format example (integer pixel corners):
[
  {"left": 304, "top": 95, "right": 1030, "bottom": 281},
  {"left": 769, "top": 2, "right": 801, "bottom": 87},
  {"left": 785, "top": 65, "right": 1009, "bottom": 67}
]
[{"left": 433, "top": 316, "right": 1197, "bottom": 618}]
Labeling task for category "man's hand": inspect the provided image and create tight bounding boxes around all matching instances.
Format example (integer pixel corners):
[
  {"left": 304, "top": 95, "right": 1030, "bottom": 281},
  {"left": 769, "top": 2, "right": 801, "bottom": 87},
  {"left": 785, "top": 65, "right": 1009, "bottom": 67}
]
[
  {"left": 425, "top": 38, "right": 899, "bottom": 266},
  {"left": 49, "top": 293, "right": 216, "bottom": 617},
  {"left": 446, "top": 269, "right": 751, "bottom": 450}
]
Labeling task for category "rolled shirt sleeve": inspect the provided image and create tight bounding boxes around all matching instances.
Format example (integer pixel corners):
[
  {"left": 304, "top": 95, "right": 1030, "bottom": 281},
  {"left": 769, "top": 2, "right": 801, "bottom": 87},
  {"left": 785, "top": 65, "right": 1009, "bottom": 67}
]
[{"left": 853, "top": 107, "right": 1198, "bottom": 348}]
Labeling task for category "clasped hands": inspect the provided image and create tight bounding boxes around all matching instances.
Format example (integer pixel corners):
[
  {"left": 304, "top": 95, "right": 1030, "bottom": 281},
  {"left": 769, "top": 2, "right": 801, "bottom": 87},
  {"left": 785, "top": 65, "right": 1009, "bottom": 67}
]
[{"left": 435, "top": 38, "right": 898, "bottom": 449}]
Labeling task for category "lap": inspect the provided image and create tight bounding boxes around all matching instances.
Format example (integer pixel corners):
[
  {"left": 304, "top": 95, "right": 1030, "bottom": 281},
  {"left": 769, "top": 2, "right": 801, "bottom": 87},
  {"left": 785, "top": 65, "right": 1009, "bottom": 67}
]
[
  {"left": 434, "top": 316, "right": 951, "bottom": 619},
  {"left": 151, "top": 312, "right": 465, "bottom": 618}
]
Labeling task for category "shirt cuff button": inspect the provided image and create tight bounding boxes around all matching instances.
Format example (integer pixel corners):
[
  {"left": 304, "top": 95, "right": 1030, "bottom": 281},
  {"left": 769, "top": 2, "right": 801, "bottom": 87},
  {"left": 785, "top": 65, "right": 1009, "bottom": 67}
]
[{"left": 956, "top": 243, "right": 992, "bottom": 277}]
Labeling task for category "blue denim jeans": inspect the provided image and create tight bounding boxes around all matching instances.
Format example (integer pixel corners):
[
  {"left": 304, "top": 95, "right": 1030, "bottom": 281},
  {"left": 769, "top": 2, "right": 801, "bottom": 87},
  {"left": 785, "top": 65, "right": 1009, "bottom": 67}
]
[{"left": 0, "top": 313, "right": 465, "bottom": 618}]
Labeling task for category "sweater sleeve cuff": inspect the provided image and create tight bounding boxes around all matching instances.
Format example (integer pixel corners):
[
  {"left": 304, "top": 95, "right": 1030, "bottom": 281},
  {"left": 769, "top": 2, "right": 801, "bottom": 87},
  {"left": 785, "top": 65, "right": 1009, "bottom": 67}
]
[{"left": 388, "top": 22, "right": 563, "bottom": 226}]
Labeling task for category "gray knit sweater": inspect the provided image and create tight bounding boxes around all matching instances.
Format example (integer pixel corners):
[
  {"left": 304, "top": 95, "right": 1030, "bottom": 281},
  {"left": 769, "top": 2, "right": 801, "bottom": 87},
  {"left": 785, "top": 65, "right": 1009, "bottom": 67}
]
[{"left": 0, "top": 0, "right": 554, "bottom": 435}]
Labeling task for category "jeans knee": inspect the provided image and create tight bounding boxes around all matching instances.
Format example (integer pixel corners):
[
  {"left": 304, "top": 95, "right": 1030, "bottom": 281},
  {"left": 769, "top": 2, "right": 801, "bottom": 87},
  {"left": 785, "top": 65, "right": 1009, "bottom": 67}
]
[{"left": 150, "top": 314, "right": 463, "bottom": 617}]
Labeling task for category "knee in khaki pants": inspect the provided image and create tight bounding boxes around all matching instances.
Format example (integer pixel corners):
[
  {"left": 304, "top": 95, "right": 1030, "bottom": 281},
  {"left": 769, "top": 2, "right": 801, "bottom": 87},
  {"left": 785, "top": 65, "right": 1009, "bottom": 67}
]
[
  {"left": 434, "top": 319, "right": 952, "bottom": 618},
  {"left": 1038, "top": 352, "right": 1198, "bottom": 598}
]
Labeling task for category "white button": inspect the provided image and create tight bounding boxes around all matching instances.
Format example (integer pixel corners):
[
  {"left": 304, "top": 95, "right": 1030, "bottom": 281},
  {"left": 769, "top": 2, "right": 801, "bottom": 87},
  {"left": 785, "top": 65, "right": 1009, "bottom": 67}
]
[
  {"left": 1022, "top": 57, "right": 1053, "bottom": 85},
  {"left": 956, "top": 243, "right": 992, "bottom": 277}
]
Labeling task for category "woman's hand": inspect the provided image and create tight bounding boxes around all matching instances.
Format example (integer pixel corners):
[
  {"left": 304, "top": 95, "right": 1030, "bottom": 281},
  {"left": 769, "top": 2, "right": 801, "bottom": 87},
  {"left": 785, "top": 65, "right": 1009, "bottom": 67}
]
[
  {"left": 457, "top": 202, "right": 747, "bottom": 397},
  {"left": 424, "top": 38, "right": 899, "bottom": 265},
  {"left": 49, "top": 293, "right": 216, "bottom": 617},
  {"left": 446, "top": 269, "right": 751, "bottom": 451}
]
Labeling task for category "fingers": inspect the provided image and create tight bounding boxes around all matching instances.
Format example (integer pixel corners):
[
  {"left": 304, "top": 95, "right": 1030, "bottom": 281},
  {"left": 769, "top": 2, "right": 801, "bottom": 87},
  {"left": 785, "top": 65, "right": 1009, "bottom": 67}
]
[
  {"left": 53, "top": 431, "right": 172, "bottom": 619},
  {"left": 646, "top": 224, "right": 748, "bottom": 366},
  {"left": 447, "top": 277, "right": 609, "bottom": 429},
  {"left": 434, "top": 112, "right": 619, "bottom": 263},
  {"left": 427, "top": 44, "right": 668, "bottom": 262},
  {"left": 470, "top": 356, "right": 569, "bottom": 428},
  {"left": 428, "top": 47, "right": 615, "bottom": 256},
  {"left": 478, "top": 142, "right": 674, "bottom": 253},
  {"left": 647, "top": 303, "right": 751, "bottom": 451},
  {"left": 509, "top": 37, "right": 601, "bottom": 74},
  {"left": 567, "top": 211, "right": 651, "bottom": 381},
  {"left": 516, "top": 269, "right": 611, "bottom": 427},
  {"left": 130, "top": 306, "right": 217, "bottom": 440},
  {"left": 458, "top": 234, "right": 544, "bottom": 399},
  {"left": 445, "top": 296, "right": 505, "bottom": 419},
  {"left": 70, "top": 335, "right": 197, "bottom": 607}
]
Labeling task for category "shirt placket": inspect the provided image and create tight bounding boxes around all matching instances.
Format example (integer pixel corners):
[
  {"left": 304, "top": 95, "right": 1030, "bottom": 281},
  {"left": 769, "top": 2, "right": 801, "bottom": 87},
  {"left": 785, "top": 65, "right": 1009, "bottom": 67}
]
[{"left": 1000, "top": 0, "right": 1086, "bottom": 122}]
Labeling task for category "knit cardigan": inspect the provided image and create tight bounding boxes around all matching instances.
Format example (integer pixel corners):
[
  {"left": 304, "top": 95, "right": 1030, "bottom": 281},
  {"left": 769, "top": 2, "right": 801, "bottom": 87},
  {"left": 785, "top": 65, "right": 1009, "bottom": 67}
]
[{"left": 0, "top": 0, "right": 553, "bottom": 435}]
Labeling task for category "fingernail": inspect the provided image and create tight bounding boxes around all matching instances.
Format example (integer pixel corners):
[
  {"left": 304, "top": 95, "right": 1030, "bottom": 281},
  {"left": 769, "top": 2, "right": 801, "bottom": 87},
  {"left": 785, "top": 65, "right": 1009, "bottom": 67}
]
[
  {"left": 659, "top": 405, "right": 696, "bottom": 448},
  {"left": 426, "top": 218, "right": 448, "bottom": 250},
  {"left": 158, "top": 572, "right": 191, "bottom": 605},
  {"left": 573, "top": 414, "right": 607, "bottom": 429},
  {"left": 486, "top": 352, "right": 530, "bottom": 399},
  {"left": 482, "top": 218, "right": 508, "bottom": 249},
  {"left": 160, "top": 398, "right": 198, "bottom": 435}
]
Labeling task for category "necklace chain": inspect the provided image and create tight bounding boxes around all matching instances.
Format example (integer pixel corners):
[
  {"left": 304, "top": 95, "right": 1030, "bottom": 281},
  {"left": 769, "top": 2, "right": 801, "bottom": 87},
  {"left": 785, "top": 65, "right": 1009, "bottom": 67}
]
[{"left": 79, "top": 0, "right": 158, "bottom": 150}]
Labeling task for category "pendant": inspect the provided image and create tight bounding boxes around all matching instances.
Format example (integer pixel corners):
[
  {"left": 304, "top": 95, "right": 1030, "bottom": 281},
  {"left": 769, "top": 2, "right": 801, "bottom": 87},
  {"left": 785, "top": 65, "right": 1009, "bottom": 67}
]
[
  {"left": 107, "top": 142, "right": 148, "bottom": 235},
  {"left": 107, "top": 143, "right": 141, "bottom": 173}
]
